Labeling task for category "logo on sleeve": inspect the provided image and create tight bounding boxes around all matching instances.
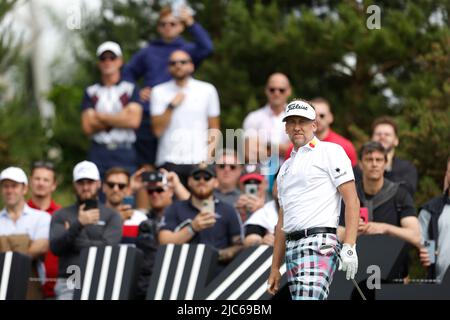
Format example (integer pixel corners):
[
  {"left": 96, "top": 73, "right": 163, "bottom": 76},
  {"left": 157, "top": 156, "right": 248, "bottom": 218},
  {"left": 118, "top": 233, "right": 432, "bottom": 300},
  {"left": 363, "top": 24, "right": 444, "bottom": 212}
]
[{"left": 334, "top": 167, "right": 347, "bottom": 179}]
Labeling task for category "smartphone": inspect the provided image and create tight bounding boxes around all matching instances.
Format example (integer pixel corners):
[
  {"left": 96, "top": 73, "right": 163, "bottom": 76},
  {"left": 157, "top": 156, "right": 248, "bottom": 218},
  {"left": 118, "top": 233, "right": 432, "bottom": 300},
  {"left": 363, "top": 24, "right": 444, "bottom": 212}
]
[
  {"left": 202, "top": 199, "right": 215, "bottom": 214},
  {"left": 424, "top": 240, "right": 436, "bottom": 264},
  {"left": 83, "top": 199, "right": 98, "bottom": 210},
  {"left": 360, "top": 207, "right": 369, "bottom": 224},
  {"left": 123, "top": 196, "right": 135, "bottom": 208},
  {"left": 245, "top": 184, "right": 259, "bottom": 196}
]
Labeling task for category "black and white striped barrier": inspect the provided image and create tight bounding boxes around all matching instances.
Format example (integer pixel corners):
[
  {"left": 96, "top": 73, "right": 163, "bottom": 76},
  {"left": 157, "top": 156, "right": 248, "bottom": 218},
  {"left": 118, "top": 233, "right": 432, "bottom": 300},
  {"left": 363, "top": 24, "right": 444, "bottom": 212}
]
[
  {"left": 147, "top": 244, "right": 287, "bottom": 300},
  {"left": 0, "top": 251, "right": 31, "bottom": 300},
  {"left": 73, "top": 245, "right": 143, "bottom": 300}
]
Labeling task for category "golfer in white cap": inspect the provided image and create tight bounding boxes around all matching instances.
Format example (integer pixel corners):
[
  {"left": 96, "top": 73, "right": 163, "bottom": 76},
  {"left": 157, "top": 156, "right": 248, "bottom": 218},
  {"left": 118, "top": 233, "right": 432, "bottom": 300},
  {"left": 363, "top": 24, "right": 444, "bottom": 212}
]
[{"left": 267, "top": 99, "right": 360, "bottom": 300}]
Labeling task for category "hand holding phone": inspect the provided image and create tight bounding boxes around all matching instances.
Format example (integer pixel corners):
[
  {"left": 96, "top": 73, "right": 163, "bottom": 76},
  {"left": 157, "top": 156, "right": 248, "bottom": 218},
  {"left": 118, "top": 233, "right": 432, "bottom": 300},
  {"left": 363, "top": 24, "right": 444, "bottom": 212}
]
[
  {"left": 359, "top": 207, "right": 369, "bottom": 224},
  {"left": 424, "top": 240, "right": 436, "bottom": 264}
]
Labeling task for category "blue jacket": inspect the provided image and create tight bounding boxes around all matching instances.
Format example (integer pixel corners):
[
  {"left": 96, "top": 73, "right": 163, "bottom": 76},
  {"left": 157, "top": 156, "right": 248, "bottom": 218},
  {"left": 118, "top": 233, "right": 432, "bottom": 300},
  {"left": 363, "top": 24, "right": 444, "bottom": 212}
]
[{"left": 122, "top": 23, "right": 213, "bottom": 88}]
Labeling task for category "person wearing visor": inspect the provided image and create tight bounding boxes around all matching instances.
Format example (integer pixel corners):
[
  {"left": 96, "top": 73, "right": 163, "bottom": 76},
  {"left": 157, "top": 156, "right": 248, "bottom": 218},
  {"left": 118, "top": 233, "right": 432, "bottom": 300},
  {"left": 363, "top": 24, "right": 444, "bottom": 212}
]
[
  {"left": 267, "top": 99, "right": 360, "bottom": 300},
  {"left": 81, "top": 41, "right": 143, "bottom": 184},
  {"left": 158, "top": 162, "right": 243, "bottom": 264}
]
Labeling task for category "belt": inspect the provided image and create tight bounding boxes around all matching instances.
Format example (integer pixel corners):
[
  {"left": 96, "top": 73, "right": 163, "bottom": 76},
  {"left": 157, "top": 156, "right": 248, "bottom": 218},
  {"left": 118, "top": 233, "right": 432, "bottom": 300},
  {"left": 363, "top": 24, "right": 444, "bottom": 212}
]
[{"left": 285, "top": 227, "right": 337, "bottom": 241}]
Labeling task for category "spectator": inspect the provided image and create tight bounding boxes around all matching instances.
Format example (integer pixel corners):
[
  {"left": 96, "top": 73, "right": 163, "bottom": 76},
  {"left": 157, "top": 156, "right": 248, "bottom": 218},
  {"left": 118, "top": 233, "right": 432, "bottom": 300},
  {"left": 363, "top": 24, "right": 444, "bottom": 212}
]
[
  {"left": 81, "top": 41, "right": 143, "bottom": 181},
  {"left": 284, "top": 97, "right": 358, "bottom": 166},
  {"left": 102, "top": 167, "right": 147, "bottom": 244},
  {"left": 27, "top": 161, "right": 61, "bottom": 299},
  {"left": 244, "top": 178, "right": 279, "bottom": 247},
  {"left": 213, "top": 149, "right": 243, "bottom": 207},
  {"left": 134, "top": 171, "right": 176, "bottom": 300},
  {"left": 50, "top": 161, "right": 122, "bottom": 300},
  {"left": 123, "top": 5, "right": 213, "bottom": 171},
  {"left": 235, "top": 165, "right": 268, "bottom": 223},
  {"left": 158, "top": 163, "right": 243, "bottom": 265},
  {"left": 419, "top": 155, "right": 450, "bottom": 282},
  {"left": 151, "top": 50, "right": 220, "bottom": 185},
  {"left": 354, "top": 116, "right": 418, "bottom": 197},
  {"left": 338, "top": 142, "right": 421, "bottom": 279},
  {"left": 122, "top": 5, "right": 213, "bottom": 100},
  {"left": 0, "top": 167, "right": 50, "bottom": 299},
  {"left": 243, "top": 73, "right": 292, "bottom": 159}
]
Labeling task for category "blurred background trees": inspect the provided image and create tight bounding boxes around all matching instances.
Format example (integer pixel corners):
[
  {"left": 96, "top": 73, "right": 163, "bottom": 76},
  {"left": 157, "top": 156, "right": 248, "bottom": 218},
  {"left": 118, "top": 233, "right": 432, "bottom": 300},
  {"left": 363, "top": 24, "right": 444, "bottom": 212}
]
[{"left": 0, "top": 0, "right": 449, "bottom": 206}]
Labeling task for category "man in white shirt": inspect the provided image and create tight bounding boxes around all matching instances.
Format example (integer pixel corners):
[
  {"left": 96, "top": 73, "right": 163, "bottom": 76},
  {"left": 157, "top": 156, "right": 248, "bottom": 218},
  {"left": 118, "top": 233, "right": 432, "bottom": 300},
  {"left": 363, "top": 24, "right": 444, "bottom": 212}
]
[
  {"left": 267, "top": 99, "right": 359, "bottom": 300},
  {"left": 151, "top": 49, "right": 220, "bottom": 186},
  {"left": 243, "top": 73, "right": 292, "bottom": 158}
]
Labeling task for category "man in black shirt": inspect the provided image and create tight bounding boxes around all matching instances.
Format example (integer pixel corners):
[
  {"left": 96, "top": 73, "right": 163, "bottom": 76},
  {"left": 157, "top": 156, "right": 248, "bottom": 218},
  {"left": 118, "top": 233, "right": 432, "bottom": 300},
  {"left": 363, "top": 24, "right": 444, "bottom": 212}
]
[
  {"left": 339, "top": 142, "right": 421, "bottom": 279},
  {"left": 353, "top": 116, "right": 418, "bottom": 197}
]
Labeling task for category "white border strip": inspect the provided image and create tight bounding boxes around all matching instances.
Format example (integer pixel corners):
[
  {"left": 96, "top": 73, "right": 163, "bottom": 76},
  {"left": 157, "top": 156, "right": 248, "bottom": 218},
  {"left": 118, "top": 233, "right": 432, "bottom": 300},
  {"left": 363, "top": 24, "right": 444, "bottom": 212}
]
[
  {"left": 185, "top": 244, "right": 205, "bottom": 300},
  {"left": 248, "top": 263, "right": 287, "bottom": 300},
  {"left": 170, "top": 244, "right": 189, "bottom": 300},
  {"left": 154, "top": 244, "right": 174, "bottom": 300},
  {"left": 111, "top": 245, "right": 127, "bottom": 300},
  {"left": 228, "top": 255, "right": 272, "bottom": 300},
  {"left": 96, "top": 246, "right": 112, "bottom": 300},
  {"left": 0, "top": 252, "right": 13, "bottom": 300},
  {"left": 206, "top": 246, "right": 268, "bottom": 300},
  {"left": 81, "top": 247, "right": 98, "bottom": 300}
]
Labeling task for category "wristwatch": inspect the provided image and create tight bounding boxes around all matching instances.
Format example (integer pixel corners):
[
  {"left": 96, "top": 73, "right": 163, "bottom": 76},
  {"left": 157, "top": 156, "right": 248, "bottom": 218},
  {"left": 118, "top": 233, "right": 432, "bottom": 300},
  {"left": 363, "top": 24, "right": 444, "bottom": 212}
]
[{"left": 167, "top": 102, "right": 176, "bottom": 110}]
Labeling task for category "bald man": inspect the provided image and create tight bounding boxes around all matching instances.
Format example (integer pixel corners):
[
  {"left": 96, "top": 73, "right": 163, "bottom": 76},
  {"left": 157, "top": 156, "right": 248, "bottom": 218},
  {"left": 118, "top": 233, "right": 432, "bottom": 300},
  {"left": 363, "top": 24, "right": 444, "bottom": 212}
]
[{"left": 243, "top": 73, "right": 293, "bottom": 159}]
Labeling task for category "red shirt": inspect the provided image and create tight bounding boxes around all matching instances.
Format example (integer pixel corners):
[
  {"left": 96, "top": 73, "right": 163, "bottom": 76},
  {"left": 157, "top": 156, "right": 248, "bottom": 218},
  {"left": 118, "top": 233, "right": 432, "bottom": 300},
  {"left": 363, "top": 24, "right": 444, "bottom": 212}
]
[
  {"left": 27, "top": 199, "right": 62, "bottom": 298},
  {"left": 285, "top": 130, "right": 358, "bottom": 166}
]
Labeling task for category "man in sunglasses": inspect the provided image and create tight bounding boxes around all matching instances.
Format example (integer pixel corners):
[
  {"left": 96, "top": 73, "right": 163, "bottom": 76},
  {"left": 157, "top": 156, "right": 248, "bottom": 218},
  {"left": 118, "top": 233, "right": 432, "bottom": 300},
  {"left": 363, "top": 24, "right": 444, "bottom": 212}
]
[
  {"left": 123, "top": 6, "right": 213, "bottom": 102},
  {"left": 134, "top": 171, "right": 176, "bottom": 299},
  {"left": 81, "top": 41, "right": 143, "bottom": 186},
  {"left": 243, "top": 73, "right": 292, "bottom": 160},
  {"left": 151, "top": 50, "right": 220, "bottom": 186},
  {"left": 50, "top": 161, "right": 122, "bottom": 300},
  {"left": 284, "top": 97, "right": 358, "bottom": 167},
  {"left": 159, "top": 163, "right": 243, "bottom": 266},
  {"left": 213, "top": 149, "right": 243, "bottom": 208},
  {"left": 102, "top": 167, "right": 147, "bottom": 244}
]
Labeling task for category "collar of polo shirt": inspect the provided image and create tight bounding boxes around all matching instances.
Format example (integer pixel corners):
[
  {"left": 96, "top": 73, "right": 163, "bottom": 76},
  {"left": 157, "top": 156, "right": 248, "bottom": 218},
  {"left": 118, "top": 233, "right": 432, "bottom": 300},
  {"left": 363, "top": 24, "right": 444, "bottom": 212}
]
[{"left": 291, "top": 136, "right": 319, "bottom": 157}]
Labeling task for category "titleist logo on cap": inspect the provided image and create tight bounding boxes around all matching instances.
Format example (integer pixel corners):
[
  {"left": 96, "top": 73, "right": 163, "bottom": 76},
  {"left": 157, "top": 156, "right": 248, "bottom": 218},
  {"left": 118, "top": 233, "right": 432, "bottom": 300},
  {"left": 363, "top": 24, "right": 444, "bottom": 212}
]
[{"left": 287, "top": 103, "right": 309, "bottom": 112}]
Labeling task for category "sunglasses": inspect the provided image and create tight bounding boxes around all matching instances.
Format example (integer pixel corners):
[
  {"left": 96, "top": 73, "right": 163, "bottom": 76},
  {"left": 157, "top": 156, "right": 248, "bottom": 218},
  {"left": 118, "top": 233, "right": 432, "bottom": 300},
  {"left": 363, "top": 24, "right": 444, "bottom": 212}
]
[
  {"left": 168, "top": 59, "right": 191, "bottom": 67},
  {"left": 106, "top": 181, "right": 127, "bottom": 190},
  {"left": 32, "top": 161, "right": 55, "bottom": 171},
  {"left": 159, "top": 21, "right": 178, "bottom": 27},
  {"left": 147, "top": 187, "right": 165, "bottom": 195},
  {"left": 99, "top": 54, "right": 117, "bottom": 61},
  {"left": 268, "top": 87, "right": 287, "bottom": 94},
  {"left": 192, "top": 173, "right": 213, "bottom": 182},
  {"left": 217, "top": 164, "right": 238, "bottom": 170}
]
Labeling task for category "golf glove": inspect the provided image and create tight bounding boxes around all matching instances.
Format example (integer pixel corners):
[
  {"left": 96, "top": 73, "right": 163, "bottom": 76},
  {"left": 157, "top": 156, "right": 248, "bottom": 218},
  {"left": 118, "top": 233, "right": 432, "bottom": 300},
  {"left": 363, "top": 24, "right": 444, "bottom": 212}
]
[{"left": 339, "top": 243, "right": 358, "bottom": 280}]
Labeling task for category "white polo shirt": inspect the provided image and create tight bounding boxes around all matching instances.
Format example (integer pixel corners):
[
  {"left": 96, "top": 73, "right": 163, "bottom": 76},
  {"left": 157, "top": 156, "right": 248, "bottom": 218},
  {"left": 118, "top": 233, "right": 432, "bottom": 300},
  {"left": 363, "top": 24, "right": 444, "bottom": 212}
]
[
  {"left": 0, "top": 204, "right": 51, "bottom": 240},
  {"left": 243, "top": 104, "right": 290, "bottom": 145},
  {"left": 244, "top": 200, "right": 278, "bottom": 234},
  {"left": 277, "top": 137, "right": 354, "bottom": 233},
  {"left": 151, "top": 78, "right": 220, "bottom": 166}
]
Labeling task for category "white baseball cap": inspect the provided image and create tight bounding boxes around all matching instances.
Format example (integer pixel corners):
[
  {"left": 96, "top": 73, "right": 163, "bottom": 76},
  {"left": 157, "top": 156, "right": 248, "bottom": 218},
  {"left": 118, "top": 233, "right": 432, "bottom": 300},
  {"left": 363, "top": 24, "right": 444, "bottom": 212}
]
[
  {"left": 73, "top": 161, "right": 100, "bottom": 182},
  {"left": 282, "top": 100, "right": 316, "bottom": 122},
  {"left": 96, "top": 41, "right": 122, "bottom": 57},
  {"left": 0, "top": 167, "right": 28, "bottom": 185}
]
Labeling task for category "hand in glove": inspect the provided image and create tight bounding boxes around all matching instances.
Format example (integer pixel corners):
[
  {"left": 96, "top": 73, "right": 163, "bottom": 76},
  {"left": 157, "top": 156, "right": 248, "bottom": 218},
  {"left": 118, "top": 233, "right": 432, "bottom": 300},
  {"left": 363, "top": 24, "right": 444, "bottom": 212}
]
[{"left": 338, "top": 243, "right": 358, "bottom": 280}]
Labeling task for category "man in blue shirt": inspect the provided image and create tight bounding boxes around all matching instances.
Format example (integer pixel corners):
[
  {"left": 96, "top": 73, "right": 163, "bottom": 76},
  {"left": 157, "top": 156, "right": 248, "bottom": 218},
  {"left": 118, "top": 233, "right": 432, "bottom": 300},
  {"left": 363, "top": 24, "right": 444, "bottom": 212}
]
[
  {"left": 158, "top": 163, "right": 243, "bottom": 264},
  {"left": 122, "top": 6, "right": 213, "bottom": 167}
]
